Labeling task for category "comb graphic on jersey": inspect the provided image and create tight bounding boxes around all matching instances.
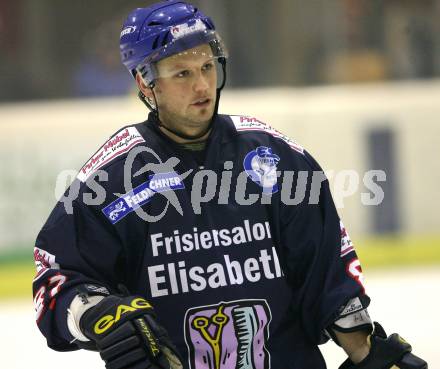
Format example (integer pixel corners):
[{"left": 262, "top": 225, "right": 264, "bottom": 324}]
[{"left": 232, "top": 306, "right": 259, "bottom": 369}]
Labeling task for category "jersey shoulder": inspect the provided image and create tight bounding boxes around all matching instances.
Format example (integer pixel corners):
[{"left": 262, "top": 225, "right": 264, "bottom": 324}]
[
  {"left": 76, "top": 125, "right": 146, "bottom": 183},
  {"left": 224, "top": 114, "right": 326, "bottom": 172},
  {"left": 227, "top": 114, "right": 305, "bottom": 155}
]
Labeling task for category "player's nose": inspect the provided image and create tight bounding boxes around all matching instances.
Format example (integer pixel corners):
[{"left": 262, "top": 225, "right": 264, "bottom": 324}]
[{"left": 193, "top": 72, "right": 209, "bottom": 93}]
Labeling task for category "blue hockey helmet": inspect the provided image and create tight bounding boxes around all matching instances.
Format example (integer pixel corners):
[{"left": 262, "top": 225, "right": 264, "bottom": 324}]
[{"left": 120, "top": 1, "right": 228, "bottom": 85}]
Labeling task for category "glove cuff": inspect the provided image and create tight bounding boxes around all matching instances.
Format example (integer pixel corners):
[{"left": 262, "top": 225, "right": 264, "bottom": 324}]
[
  {"left": 67, "top": 294, "right": 105, "bottom": 342},
  {"left": 338, "top": 322, "right": 414, "bottom": 369}
]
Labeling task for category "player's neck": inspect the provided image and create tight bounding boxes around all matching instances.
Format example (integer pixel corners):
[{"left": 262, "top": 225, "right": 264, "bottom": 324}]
[{"left": 158, "top": 124, "right": 211, "bottom": 144}]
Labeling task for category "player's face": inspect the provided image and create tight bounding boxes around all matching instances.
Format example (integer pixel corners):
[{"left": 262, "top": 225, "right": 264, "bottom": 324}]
[{"left": 152, "top": 44, "right": 218, "bottom": 139}]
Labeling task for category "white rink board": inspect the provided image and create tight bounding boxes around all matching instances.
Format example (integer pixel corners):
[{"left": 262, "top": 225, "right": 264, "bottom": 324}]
[
  {"left": 1, "top": 267, "right": 438, "bottom": 369},
  {"left": 2, "top": 81, "right": 440, "bottom": 252}
]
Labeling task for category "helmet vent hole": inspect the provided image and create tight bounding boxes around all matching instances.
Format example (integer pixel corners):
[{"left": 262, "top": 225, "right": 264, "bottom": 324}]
[
  {"left": 148, "top": 21, "right": 162, "bottom": 26},
  {"left": 161, "top": 31, "right": 170, "bottom": 47},
  {"left": 152, "top": 36, "right": 159, "bottom": 50}
]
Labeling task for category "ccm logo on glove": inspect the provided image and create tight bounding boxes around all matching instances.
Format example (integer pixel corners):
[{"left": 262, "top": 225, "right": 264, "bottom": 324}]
[{"left": 94, "top": 297, "right": 153, "bottom": 334}]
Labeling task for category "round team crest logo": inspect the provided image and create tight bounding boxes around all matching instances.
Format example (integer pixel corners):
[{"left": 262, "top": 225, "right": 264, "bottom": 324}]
[{"left": 243, "top": 146, "right": 280, "bottom": 194}]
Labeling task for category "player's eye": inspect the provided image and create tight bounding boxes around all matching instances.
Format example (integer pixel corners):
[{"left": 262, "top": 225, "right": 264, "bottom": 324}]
[
  {"left": 202, "top": 61, "right": 214, "bottom": 72},
  {"left": 175, "top": 69, "right": 191, "bottom": 78}
]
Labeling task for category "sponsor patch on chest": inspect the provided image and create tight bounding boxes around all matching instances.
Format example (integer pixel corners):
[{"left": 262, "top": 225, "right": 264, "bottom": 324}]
[
  {"left": 184, "top": 299, "right": 272, "bottom": 369},
  {"left": 102, "top": 171, "right": 185, "bottom": 224}
]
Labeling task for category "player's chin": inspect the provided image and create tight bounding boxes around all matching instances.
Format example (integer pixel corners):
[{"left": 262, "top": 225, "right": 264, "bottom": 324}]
[
  {"left": 186, "top": 114, "right": 213, "bottom": 134},
  {"left": 189, "top": 104, "right": 215, "bottom": 120}
]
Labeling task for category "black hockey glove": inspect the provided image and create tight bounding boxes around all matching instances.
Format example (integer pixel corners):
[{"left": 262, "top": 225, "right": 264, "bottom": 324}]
[
  {"left": 338, "top": 322, "right": 427, "bottom": 369},
  {"left": 80, "top": 295, "right": 183, "bottom": 369}
]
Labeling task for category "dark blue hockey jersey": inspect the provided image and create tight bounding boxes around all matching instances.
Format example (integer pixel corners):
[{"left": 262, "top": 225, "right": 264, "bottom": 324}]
[{"left": 33, "top": 113, "right": 368, "bottom": 369}]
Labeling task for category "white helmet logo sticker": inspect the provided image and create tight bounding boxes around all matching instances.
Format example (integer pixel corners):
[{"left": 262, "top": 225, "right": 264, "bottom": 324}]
[
  {"left": 120, "top": 26, "right": 137, "bottom": 38},
  {"left": 171, "top": 19, "right": 206, "bottom": 40}
]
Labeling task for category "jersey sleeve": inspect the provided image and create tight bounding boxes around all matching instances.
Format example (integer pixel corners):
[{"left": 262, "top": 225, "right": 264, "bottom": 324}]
[
  {"left": 32, "top": 185, "right": 123, "bottom": 351},
  {"left": 276, "top": 150, "right": 369, "bottom": 344}
]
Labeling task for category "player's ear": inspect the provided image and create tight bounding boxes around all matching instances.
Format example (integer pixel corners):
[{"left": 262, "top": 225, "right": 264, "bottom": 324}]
[{"left": 135, "top": 73, "right": 154, "bottom": 99}]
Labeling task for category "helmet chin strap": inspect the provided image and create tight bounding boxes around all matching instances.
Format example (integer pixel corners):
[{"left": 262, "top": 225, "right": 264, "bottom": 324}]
[{"left": 138, "top": 58, "right": 226, "bottom": 142}]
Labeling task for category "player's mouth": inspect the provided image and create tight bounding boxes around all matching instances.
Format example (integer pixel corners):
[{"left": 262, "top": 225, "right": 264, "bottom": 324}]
[{"left": 191, "top": 98, "right": 211, "bottom": 108}]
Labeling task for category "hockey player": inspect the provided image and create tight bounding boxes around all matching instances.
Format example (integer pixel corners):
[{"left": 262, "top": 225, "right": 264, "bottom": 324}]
[{"left": 33, "top": 1, "right": 427, "bottom": 369}]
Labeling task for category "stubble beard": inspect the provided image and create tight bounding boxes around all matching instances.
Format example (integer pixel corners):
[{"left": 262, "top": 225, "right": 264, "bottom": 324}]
[{"left": 158, "top": 101, "right": 215, "bottom": 138}]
